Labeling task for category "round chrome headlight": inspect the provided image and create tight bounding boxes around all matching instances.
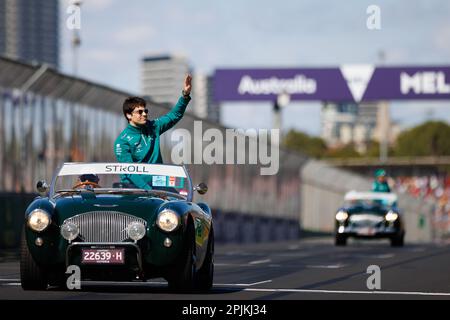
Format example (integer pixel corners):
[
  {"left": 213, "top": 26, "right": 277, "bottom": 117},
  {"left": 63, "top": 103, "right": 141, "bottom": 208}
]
[
  {"left": 385, "top": 211, "right": 399, "bottom": 222},
  {"left": 27, "top": 209, "right": 51, "bottom": 232},
  {"left": 60, "top": 222, "right": 79, "bottom": 241},
  {"left": 156, "top": 209, "right": 180, "bottom": 232},
  {"left": 335, "top": 210, "right": 349, "bottom": 222},
  {"left": 127, "top": 221, "right": 146, "bottom": 241}
]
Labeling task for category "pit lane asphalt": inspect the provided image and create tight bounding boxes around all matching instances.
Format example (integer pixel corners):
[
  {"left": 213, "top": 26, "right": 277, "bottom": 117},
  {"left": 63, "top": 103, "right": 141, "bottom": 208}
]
[{"left": 1, "top": 237, "right": 450, "bottom": 300}]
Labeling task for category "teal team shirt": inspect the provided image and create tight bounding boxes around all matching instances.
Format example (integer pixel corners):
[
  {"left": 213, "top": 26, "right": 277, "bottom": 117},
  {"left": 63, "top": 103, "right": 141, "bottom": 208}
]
[
  {"left": 372, "top": 181, "right": 391, "bottom": 193},
  {"left": 114, "top": 95, "right": 190, "bottom": 189}
]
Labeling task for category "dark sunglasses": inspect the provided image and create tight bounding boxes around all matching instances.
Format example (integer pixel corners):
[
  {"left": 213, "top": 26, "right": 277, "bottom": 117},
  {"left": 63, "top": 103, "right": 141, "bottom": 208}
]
[{"left": 133, "top": 109, "right": 149, "bottom": 115}]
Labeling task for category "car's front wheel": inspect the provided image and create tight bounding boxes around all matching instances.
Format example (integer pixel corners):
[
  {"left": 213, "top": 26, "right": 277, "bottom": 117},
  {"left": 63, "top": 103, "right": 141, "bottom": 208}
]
[
  {"left": 196, "top": 227, "right": 214, "bottom": 291},
  {"left": 390, "top": 232, "right": 404, "bottom": 247},
  {"left": 335, "top": 234, "right": 347, "bottom": 246},
  {"left": 48, "top": 270, "right": 69, "bottom": 290},
  {"left": 168, "top": 222, "right": 196, "bottom": 292},
  {"left": 20, "top": 229, "right": 48, "bottom": 290}
]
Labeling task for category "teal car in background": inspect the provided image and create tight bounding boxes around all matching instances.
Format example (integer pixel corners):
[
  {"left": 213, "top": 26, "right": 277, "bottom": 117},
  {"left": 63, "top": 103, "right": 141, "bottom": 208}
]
[{"left": 20, "top": 163, "right": 214, "bottom": 292}]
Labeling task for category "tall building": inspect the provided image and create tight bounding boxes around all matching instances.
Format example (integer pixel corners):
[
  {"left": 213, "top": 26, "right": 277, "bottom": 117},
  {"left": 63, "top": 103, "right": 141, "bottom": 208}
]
[
  {"left": 192, "top": 73, "right": 208, "bottom": 118},
  {"left": 141, "top": 54, "right": 191, "bottom": 106},
  {"left": 321, "top": 102, "right": 379, "bottom": 152},
  {"left": 141, "top": 54, "right": 219, "bottom": 122},
  {"left": 205, "top": 74, "right": 220, "bottom": 123},
  {"left": 0, "top": 0, "right": 59, "bottom": 69},
  {"left": 321, "top": 102, "right": 358, "bottom": 146},
  {"left": 192, "top": 73, "right": 220, "bottom": 122}
]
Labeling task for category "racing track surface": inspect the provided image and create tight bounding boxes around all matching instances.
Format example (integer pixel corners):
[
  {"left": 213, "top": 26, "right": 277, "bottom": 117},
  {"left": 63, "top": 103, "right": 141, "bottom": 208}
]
[{"left": 1, "top": 237, "right": 450, "bottom": 300}]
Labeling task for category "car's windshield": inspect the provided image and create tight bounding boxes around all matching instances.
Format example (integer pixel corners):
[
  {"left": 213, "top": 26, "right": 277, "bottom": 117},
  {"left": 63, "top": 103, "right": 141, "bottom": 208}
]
[
  {"left": 344, "top": 198, "right": 395, "bottom": 209},
  {"left": 51, "top": 163, "right": 191, "bottom": 200}
]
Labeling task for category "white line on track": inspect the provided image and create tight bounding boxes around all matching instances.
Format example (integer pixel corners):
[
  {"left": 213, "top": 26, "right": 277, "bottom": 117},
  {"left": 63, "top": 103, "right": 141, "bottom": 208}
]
[
  {"left": 248, "top": 259, "right": 271, "bottom": 265},
  {"left": 306, "top": 264, "right": 346, "bottom": 269},
  {"left": 74, "top": 280, "right": 275, "bottom": 287},
  {"left": 0, "top": 278, "right": 20, "bottom": 282},
  {"left": 356, "top": 254, "right": 395, "bottom": 259},
  {"left": 0, "top": 280, "right": 271, "bottom": 288},
  {"left": 3, "top": 279, "right": 448, "bottom": 296},
  {"left": 224, "top": 251, "right": 265, "bottom": 256},
  {"left": 215, "top": 263, "right": 253, "bottom": 267},
  {"left": 406, "top": 248, "right": 426, "bottom": 252},
  {"left": 271, "top": 253, "right": 311, "bottom": 258},
  {"left": 242, "top": 288, "right": 450, "bottom": 297},
  {"left": 215, "top": 280, "right": 273, "bottom": 287}
]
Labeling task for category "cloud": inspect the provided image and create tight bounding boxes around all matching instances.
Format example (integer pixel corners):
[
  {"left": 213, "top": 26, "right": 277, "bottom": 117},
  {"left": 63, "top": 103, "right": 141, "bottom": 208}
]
[{"left": 114, "top": 25, "right": 156, "bottom": 45}]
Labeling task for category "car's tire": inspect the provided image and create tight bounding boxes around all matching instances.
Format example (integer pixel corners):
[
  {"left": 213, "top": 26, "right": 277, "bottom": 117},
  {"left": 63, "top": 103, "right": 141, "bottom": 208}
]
[
  {"left": 168, "top": 222, "right": 196, "bottom": 292},
  {"left": 20, "top": 229, "right": 48, "bottom": 290},
  {"left": 196, "top": 227, "right": 214, "bottom": 291},
  {"left": 390, "top": 233, "right": 404, "bottom": 247},
  {"left": 48, "top": 270, "right": 69, "bottom": 290},
  {"left": 335, "top": 235, "right": 347, "bottom": 246}
]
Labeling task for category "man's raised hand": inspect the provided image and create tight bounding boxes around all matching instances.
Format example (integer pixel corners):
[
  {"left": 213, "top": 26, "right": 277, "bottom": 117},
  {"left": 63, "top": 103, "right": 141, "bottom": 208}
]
[{"left": 183, "top": 74, "right": 192, "bottom": 95}]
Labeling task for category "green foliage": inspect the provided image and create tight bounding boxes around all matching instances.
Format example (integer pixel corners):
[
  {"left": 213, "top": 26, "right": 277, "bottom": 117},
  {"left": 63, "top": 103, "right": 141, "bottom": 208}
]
[
  {"left": 283, "top": 121, "right": 450, "bottom": 160},
  {"left": 283, "top": 130, "right": 327, "bottom": 158},
  {"left": 364, "top": 140, "right": 395, "bottom": 158},
  {"left": 394, "top": 121, "right": 450, "bottom": 156},
  {"left": 324, "top": 144, "right": 361, "bottom": 158},
  {"left": 365, "top": 140, "right": 380, "bottom": 157}
]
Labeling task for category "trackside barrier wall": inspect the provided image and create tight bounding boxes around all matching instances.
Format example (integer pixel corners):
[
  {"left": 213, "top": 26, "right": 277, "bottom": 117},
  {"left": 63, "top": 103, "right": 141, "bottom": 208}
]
[
  {"left": 300, "top": 160, "right": 434, "bottom": 242},
  {"left": 0, "top": 193, "right": 37, "bottom": 248}
]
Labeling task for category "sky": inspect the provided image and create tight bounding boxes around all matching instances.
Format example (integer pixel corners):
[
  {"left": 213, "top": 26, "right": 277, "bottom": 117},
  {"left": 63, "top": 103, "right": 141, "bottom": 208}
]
[{"left": 60, "top": 0, "right": 450, "bottom": 135}]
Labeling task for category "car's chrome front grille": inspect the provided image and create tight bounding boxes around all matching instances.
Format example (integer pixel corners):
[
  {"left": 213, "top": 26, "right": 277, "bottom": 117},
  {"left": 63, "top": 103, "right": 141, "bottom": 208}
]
[
  {"left": 63, "top": 211, "right": 147, "bottom": 242},
  {"left": 349, "top": 214, "right": 384, "bottom": 228}
]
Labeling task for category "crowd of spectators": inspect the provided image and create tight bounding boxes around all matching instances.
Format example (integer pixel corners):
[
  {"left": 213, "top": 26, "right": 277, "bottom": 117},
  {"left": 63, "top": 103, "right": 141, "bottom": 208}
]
[{"left": 392, "top": 174, "right": 450, "bottom": 237}]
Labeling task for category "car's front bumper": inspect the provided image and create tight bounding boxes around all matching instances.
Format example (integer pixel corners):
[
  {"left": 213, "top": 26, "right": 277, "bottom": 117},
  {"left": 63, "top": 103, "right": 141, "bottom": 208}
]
[{"left": 337, "top": 226, "right": 400, "bottom": 239}]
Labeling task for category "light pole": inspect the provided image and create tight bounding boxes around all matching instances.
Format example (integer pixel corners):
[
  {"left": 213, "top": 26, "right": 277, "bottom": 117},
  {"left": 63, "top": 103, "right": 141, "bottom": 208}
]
[
  {"left": 378, "top": 50, "right": 390, "bottom": 164},
  {"left": 273, "top": 92, "right": 290, "bottom": 141},
  {"left": 71, "top": 0, "right": 82, "bottom": 76},
  {"left": 379, "top": 101, "right": 390, "bottom": 164}
]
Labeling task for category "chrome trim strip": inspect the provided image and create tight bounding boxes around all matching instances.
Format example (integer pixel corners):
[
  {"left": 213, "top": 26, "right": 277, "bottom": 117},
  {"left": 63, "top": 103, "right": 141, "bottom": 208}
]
[{"left": 93, "top": 204, "right": 119, "bottom": 208}]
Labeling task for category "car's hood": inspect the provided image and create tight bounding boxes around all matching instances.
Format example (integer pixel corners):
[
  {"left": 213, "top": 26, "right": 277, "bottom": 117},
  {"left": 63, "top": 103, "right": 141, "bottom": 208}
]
[{"left": 53, "top": 193, "right": 165, "bottom": 224}]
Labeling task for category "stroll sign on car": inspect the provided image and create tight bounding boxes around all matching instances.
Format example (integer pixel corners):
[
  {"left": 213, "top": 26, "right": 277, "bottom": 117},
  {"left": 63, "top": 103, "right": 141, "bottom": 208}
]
[{"left": 58, "top": 162, "right": 187, "bottom": 177}]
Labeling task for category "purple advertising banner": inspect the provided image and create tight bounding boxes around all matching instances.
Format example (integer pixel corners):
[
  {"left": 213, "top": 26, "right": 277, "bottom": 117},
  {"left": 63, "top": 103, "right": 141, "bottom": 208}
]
[
  {"left": 213, "top": 66, "right": 450, "bottom": 103},
  {"left": 363, "top": 66, "right": 450, "bottom": 101}
]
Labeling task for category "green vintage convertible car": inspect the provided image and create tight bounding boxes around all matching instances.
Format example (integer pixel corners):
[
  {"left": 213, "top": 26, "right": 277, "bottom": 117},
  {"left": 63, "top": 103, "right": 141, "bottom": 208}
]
[{"left": 20, "top": 162, "right": 214, "bottom": 292}]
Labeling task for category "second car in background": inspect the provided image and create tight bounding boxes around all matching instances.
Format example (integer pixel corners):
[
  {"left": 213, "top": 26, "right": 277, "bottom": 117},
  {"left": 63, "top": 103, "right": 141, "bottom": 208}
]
[{"left": 334, "top": 191, "right": 405, "bottom": 247}]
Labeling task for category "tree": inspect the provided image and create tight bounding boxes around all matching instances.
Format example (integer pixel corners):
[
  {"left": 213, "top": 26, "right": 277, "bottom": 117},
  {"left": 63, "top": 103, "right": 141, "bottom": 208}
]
[
  {"left": 325, "top": 144, "right": 361, "bottom": 158},
  {"left": 283, "top": 129, "right": 327, "bottom": 158},
  {"left": 364, "top": 140, "right": 395, "bottom": 158},
  {"left": 394, "top": 121, "right": 450, "bottom": 157}
]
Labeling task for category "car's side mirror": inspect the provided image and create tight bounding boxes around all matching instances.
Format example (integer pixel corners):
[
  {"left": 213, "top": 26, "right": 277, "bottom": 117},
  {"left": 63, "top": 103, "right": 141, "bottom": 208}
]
[
  {"left": 194, "top": 182, "right": 208, "bottom": 195},
  {"left": 36, "top": 180, "right": 49, "bottom": 196}
]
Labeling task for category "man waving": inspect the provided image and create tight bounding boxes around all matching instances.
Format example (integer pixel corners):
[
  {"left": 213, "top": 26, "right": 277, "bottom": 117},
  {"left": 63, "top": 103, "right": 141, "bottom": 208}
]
[{"left": 114, "top": 74, "right": 192, "bottom": 189}]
